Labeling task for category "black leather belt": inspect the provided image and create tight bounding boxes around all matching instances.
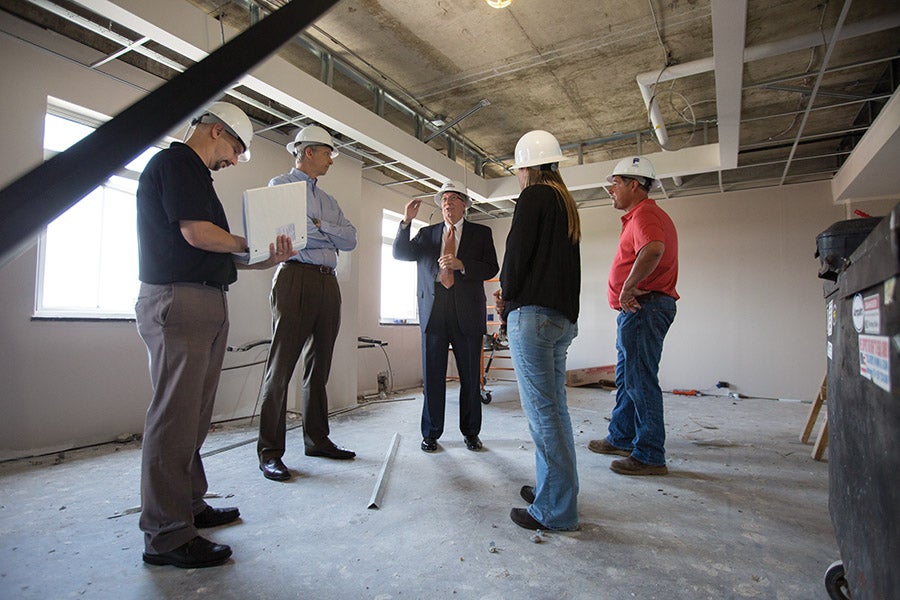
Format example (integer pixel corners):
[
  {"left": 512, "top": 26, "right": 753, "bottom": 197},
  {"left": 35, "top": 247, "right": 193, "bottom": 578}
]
[
  {"left": 287, "top": 261, "right": 335, "bottom": 275},
  {"left": 201, "top": 281, "right": 229, "bottom": 291}
]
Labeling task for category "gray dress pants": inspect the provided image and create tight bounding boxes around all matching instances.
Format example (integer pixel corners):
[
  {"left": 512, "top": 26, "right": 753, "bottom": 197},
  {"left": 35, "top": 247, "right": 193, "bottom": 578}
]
[{"left": 135, "top": 282, "right": 229, "bottom": 554}]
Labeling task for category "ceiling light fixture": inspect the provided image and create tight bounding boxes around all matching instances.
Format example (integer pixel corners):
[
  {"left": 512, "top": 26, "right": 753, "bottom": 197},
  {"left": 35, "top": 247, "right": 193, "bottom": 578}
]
[{"left": 486, "top": 0, "right": 512, "bottom": 8}]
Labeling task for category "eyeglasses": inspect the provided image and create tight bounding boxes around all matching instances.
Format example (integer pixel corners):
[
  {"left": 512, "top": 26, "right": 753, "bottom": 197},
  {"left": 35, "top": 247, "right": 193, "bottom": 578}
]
[
  {"left": 223, "top": 132, "right": 245, "bottom": 158},
  {"left": 442, "top": 193, "right": 466, "bottom": 204}
]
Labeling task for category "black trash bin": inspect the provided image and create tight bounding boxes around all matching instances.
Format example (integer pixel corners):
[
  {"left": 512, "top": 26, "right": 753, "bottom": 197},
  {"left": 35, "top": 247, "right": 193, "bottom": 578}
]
[
  {"left": 815, "top": 217, "right": 881, "bottom": 281},
  {"left": 823, "top": 203, "right": 899, "bottom": 599}
]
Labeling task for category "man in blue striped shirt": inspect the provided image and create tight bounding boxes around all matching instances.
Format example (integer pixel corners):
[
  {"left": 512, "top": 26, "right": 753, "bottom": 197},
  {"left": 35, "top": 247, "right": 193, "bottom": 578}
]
[{"left": 257, "top": 125, "right": 358, "bottom": 482}]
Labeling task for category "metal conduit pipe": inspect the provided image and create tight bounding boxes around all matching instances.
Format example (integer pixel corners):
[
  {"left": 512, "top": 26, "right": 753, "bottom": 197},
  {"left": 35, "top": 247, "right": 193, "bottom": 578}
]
[
  {"left": 637, "top": 10, "right": 900, "bottom": 181},
  {"left": 36, "top": 0, "right": 489, "bottom": 191},
  {"left": 639, "top": 75, "right": 684, "bottom": 187}
]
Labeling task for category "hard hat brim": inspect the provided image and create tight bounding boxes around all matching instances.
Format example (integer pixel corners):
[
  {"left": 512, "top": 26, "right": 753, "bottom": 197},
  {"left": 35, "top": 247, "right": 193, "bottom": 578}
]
[
  {"left": 287, "top": 142, "right": 338, "bottom": 159},
  {"left": 511, "top": 154, "right": 569, "bottom": 170},
  {"left": 606, "top": 173, "right": 660, "bottom": 189},
  {"left": 433, "top": 190, "right": 472, "bottom": 208}
]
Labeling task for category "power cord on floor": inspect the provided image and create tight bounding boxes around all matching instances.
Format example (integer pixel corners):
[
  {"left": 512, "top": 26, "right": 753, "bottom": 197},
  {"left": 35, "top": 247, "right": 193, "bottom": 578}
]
[
  {"left": 224, "top": 339, "right": 273, "bottom": 425},
  {"left": 358, "top": 336, "right": 394, "bottom": 395}
]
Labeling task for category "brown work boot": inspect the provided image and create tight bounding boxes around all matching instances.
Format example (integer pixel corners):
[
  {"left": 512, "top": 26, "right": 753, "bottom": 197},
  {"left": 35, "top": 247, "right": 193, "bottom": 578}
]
[
  {"left": 610, "top": 456, "right": 668, "bottom": 476},
  {"left": 587, "top": 438, "right": 632, "bottom": 456}
]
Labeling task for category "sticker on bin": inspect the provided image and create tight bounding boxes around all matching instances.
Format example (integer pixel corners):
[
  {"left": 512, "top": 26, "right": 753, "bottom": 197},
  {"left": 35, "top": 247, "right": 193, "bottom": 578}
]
[
  {"left": 851, "top": 294, "right": 865, "bottom": 332},
  {"left": 863, "top": 294, "right": 880, "bottom": 334},
  {"left": 826, "top": 300, "right": 835, "bottom": 337},
  {"left": 858, "top": 334, "right": 890, "bottom": 393}
]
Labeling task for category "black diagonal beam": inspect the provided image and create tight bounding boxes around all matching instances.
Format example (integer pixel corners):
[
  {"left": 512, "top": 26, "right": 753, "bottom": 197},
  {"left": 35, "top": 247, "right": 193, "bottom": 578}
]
[{"left": 0, "top": 0, "right": 338, "bottom": 268}]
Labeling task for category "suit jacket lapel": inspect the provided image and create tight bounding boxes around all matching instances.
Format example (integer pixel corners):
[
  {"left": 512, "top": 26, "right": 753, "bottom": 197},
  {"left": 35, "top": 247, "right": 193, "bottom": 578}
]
[
  {"left": 429, "top": 224, "right": 443, "bottom": 276},
  {"left": 456, "top": 220, "right": 471, "bottom": 257},
  {"left": 432, "top": 223, "right": 444, "bottom": 250}
]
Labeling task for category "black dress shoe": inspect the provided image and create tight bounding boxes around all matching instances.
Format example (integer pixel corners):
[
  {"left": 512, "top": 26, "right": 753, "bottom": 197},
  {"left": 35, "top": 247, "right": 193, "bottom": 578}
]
[
  {"left": 520, "top": 485, "right": 535, "bottom": 504},
  {"left": 464, "top": 435, "right": 483, "bottom": 451},
  {"left": 510, "top": 507, "right": 547, "bottom": 530},
  {"left": 260, "top": 458, "right": 291, "bottom": 481},
  {"left": 194, "top": 505, "right": 240, "bottom": 528},
  {"left": 142, "top": 536, "right": 232, "bottom": 569},
  {"left": 421, "top": 437, "right": 438, "bottom": 452},
  {"left": 305, "top": 439, "right": 356, "bottom": 460}
]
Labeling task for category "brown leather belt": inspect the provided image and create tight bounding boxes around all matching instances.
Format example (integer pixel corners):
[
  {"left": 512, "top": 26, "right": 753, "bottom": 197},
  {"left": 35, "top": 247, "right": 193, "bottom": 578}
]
[
  {"left": 636, "top": 290, "right": 670, "bottom": 301},
  {"left": 617, "top": 291, "right": 670, "bottom": 311},
  {"left": 286, "top": 261, "right": 335, "bottom": 275}
]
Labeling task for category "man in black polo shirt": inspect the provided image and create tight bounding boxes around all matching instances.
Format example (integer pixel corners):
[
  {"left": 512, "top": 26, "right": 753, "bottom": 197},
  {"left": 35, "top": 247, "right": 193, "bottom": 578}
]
[{"left": 135, "top": 102, "right": 294, "bottom": 569}]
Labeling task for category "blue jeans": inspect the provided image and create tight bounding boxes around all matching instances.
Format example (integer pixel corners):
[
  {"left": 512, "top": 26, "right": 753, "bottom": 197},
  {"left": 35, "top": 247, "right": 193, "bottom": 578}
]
[
  {"left": 508, "top": 306, "right": 579, "bottom": 530},
  {"left": 607, "top": 294, "right": 676, "bottom": 466}
]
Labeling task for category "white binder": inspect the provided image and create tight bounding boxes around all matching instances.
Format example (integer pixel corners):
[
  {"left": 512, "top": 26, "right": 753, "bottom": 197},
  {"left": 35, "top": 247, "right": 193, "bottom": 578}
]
[{"left": 232, "top": 181, "right": 307, "bottom": 264}]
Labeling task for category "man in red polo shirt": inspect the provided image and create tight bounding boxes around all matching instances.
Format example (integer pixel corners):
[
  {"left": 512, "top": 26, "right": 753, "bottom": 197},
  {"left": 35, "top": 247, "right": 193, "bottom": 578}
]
[{"left": 588, "top": 156, "right": 678, "bottom": 475}]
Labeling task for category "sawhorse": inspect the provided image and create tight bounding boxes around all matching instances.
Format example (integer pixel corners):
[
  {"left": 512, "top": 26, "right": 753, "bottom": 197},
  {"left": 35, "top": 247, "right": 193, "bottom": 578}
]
[{"left": 800, "top": 376, "right": 828, "bottom": 461}]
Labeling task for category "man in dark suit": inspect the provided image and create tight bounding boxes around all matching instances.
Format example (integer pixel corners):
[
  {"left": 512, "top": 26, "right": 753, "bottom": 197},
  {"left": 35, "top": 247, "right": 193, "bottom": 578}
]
[{"left": 393, "top": 181, "right": 499, "bottom": 453}]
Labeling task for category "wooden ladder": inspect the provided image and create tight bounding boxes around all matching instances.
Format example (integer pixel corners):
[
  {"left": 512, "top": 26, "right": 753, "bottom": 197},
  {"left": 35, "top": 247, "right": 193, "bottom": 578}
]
[{"left": 800, "top": 376, "right": 828, "bottom": 460}]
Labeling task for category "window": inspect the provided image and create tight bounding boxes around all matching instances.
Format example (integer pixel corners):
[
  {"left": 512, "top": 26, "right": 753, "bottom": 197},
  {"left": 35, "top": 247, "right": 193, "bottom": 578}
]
[
  {"left": 380, "top": 209, "right": 426, "bottom": 324},
  {"left": 35, "top": 100, "right": 163, "bottom": 319}
]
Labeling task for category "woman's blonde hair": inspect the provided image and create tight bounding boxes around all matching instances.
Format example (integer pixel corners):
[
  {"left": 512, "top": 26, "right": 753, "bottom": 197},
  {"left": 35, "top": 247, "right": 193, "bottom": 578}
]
[{"left": 523, "top": 166, "right": 581, "bottom": 243}]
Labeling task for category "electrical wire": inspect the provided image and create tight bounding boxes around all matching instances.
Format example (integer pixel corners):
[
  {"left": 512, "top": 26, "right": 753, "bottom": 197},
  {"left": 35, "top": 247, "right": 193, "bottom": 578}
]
[
  {"left": 220, "top": 359, "right": 267, "bottom": 371},
  {"left": 765, "top": 1, "right": 829, "bottom": 142},
  {"left": 643, "top": 4, "right": 717, "bottom": 152},
  {"left": 646, "top": 0, "right": 831, "bottom": 151},
  {"left": 223, "top": 339, "right": 273, "bottom": 425},
  {"left": 666, "top": 77, "right": 717, "bottom": 125},
  {"left": 645, "top": 62, "right": 717, "bottom": 152},
  {"left": 646, "top": 64, "right": 698, "bottom": 152},
  {"left": 378, "top": 344, "right": 395, "bottom": 394},
  {"left": 647, "top": 0, "right": 672, "bottom": 67}
]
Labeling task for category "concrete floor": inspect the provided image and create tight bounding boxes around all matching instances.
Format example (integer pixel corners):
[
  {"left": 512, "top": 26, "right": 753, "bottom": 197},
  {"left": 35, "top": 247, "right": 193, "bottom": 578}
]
[{"left": 0, "top": 381, "right": 838, "bottom": 600}]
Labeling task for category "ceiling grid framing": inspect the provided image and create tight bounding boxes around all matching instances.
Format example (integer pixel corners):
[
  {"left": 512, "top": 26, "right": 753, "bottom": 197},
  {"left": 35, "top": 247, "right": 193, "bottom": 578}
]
[{"left": 779, "top": 0, "right": 855, "bottom": 186}]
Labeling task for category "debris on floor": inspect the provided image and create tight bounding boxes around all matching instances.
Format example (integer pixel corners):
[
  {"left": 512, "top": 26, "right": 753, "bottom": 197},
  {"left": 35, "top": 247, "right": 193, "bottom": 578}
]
[
  {"left": 565, "top": 365, "right": 616, "bottom": 388},
  {"left": 690, "top": 438, "right": 740, "bottom": 447}
]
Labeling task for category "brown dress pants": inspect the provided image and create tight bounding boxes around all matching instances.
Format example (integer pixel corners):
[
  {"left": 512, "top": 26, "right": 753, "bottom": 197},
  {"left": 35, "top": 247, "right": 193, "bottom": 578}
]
[{"left": 257, "top": 262, "right": 341, "bottom": 461}]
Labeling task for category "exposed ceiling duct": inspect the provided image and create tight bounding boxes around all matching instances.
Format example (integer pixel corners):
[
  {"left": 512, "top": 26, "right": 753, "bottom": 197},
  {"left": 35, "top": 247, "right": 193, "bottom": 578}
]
[
  {"left": 0, "top": 0, "right": 897, "bottom": 218},
  {"left": 638, "top": 6, "right": 900, "bottom": 176}
]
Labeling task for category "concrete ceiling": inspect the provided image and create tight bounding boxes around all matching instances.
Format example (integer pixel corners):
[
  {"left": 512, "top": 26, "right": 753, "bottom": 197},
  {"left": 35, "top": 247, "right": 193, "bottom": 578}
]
[{"left": 2, "top": 0, "right": 899, "bottom": 219}]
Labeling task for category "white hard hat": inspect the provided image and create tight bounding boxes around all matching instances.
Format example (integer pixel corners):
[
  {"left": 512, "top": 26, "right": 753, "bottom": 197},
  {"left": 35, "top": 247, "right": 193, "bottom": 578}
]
[
  {"left": 194, "top": 101, "right": 253, "bottom": 162},
  {"left": 607, "top": 156, "right": 658, "bottom": 188},
  {"left": 286, "top": 125, "right": 339, "bottom": 158},
  {"left": 511, "top": 130, "right": 568, "bottom": 169},
  {"left": 433, "top": 180, "right": 471, "bottom": 208}
]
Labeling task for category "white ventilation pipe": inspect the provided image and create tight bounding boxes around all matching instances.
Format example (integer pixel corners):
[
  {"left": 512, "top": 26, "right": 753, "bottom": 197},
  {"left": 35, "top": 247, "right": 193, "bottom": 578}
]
[{"left": 637, "top": 10, "right": 900, "bottom": 182}]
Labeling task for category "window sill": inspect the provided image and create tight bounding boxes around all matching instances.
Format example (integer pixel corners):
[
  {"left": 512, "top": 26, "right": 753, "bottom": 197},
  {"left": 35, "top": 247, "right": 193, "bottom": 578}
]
[
  {"left": 31, "top": 314, "right": 135, "bottom": 323},
  {"left": 378, "top": 320, "right": 419, "bottom": 326}
]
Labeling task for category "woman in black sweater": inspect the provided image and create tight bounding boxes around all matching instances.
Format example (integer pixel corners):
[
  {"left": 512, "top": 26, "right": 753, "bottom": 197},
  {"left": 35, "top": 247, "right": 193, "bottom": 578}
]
[{"left": 497, "top": 130, "right": 581, "bottom": 531}]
